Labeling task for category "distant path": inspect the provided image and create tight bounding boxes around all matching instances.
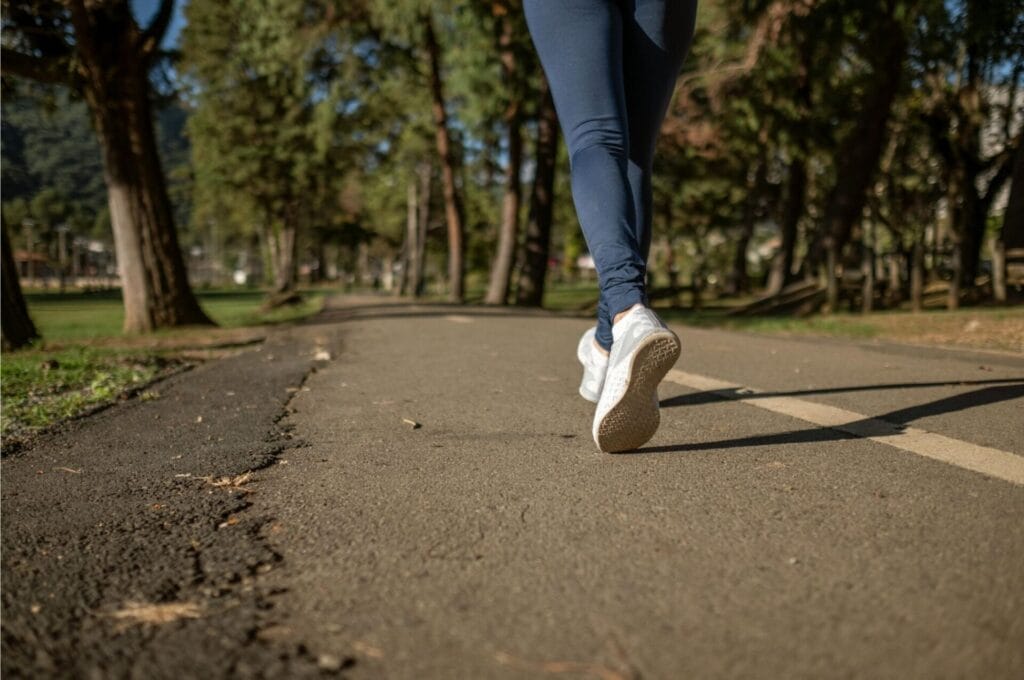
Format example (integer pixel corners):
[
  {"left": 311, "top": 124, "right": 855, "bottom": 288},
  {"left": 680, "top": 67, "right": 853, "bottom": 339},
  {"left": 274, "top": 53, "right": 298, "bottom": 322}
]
[{"left": 4, "top": 293, "right": 1023, "bottom": 678}]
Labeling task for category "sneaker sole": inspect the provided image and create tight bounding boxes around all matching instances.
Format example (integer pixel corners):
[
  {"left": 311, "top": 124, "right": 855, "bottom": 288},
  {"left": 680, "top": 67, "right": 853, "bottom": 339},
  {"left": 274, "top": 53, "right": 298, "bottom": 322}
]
[{"left": 594, "top": 331, "right": 680, "bottom": 453}]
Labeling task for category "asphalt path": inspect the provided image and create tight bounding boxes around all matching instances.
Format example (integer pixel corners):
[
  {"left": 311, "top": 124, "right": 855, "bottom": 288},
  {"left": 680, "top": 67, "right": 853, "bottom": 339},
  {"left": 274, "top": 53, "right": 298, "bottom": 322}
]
[{"left": 3, "top": 294, "right": 1023, "bottom": 679}]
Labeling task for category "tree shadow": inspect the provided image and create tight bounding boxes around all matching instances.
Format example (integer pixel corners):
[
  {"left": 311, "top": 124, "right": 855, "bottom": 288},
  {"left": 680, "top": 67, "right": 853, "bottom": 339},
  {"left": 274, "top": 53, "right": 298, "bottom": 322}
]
[
  {"left": 659, "top": 377, "right": 1024, "bottom": 408},
  {"left": 637, "top": 382, "right": 1024, "bottom": 454}
]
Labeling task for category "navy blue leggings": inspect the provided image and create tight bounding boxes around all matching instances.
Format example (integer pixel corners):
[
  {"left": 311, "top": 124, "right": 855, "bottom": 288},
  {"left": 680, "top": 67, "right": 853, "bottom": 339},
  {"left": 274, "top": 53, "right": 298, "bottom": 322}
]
[{"left": 523, "top": 0, "right": 697, "bottom": 350}]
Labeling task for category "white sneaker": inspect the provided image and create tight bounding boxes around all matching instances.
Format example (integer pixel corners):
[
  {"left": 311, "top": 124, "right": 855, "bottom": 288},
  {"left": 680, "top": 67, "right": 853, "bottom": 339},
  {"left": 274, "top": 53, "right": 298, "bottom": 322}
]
[
  {"left": 576, "top": 326, "right": 608, "bottom": 403},
  {"left": 592, "top": 306, "right": 680, "bottom": 452}
]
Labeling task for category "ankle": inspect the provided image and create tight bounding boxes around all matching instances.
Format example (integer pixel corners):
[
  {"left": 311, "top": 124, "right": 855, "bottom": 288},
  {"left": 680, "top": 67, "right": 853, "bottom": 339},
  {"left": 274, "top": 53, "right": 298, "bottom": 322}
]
[{"left": 592, "top": 339, "right": 609, "bottom": 358}]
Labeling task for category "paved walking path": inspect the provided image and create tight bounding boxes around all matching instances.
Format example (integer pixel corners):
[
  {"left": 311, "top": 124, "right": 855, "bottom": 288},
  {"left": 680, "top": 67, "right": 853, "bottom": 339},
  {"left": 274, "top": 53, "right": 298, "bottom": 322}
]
[{"left": 4, "top": 294, "right": 1023, "bottom": 678}]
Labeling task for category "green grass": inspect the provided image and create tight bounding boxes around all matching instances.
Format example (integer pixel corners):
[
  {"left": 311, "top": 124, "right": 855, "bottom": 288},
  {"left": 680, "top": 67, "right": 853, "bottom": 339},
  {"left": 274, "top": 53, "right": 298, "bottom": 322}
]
[
  {"left": 1, "top": 346, "right": 179, "bottom": 442},
  {"left": 658, "top": 309, "right": 880, "bottom": 338},
  {"left": 542, "top": 281, "right": 601, "bottom": 311},
  {"left": 23, "top": 287, "right": 333, "bottom": 342},
  {"left": 2, "top": 287, "right": 334, "bottom": 444},
  {"left": 539, "top": 281, "right": 1020, "bottom": 350}
]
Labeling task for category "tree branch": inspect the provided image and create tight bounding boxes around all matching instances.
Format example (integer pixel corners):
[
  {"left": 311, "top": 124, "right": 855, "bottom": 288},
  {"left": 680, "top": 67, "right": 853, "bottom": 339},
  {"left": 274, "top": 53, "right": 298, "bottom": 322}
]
[
  {"left": 139, "top": 0, "right": 175, "bottom": 61},
  {"left": 0, "top": 48, "right": 70, "bottom": 84}
]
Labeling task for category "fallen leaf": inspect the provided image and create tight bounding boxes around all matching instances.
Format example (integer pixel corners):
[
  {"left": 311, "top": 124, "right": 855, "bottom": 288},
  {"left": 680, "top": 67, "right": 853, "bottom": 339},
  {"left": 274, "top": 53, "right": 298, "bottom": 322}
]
[
  {"left": 218, "top": 515, "right": 240, "bottom": 529},
  {"left": 317, "top": 654, "right": 346, "bottom": 671},
  {"left": 353, "top": 640, "right": 384, "bottom": 659},
  {"left": 206, "top": 472, "right": 254, "bottom": 491},
  {"left": 107, "top": 601, "right": 203, "bottom": 630}
]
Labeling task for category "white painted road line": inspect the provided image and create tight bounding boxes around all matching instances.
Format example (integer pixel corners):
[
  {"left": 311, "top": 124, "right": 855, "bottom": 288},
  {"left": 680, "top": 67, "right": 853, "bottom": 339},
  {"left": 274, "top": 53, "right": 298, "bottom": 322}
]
[{"left": 665, "top": 369, "right": 1024, "bottom": 486}]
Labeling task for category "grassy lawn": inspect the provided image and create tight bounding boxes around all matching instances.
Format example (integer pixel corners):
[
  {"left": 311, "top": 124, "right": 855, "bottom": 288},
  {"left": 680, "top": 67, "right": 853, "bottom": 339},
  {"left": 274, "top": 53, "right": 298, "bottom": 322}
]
[
  {"left": 540, "top": 281, "right": 1023, "bottom": 353},
  {"left": 2, "top": 287, "right": 333, "bottom": 447},
  {"left": 22, "top": 287, "right": 330, "bottom": 342},
  {"left": 1, "top": 347, "right": 177, "bottom": 442},
  {"left": 658, "top": 304, "right": 1023, "bottom": 353}
]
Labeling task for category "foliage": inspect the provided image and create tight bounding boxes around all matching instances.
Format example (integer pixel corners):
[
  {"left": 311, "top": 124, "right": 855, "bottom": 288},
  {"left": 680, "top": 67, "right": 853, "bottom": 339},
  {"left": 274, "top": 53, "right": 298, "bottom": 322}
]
[{"left": 6, "top": 0, "right": 1022, "bottom": 312}]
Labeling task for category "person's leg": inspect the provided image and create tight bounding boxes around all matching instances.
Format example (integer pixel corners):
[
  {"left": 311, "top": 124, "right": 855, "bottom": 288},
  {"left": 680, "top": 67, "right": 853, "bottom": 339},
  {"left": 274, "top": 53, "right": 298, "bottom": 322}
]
[
  {"left": 523, "top": 0, "right": 645, "bottom": 351},
  {"left": 622, "top": 0, "right": 699, "bottom": 263}
]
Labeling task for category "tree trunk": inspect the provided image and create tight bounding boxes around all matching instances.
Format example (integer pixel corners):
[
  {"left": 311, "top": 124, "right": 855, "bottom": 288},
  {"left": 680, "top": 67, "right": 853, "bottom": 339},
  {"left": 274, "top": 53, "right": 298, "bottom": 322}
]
[
  {"left": 992, "top": 238, "right": 1007, "bottom": 303},
  {"left": 952, "top": 87, "right": 988, "bottom": 289},
  {"left": 356, "top": 241, "right": 372, "bottom": 288},
  {"left": 255, "top": 226, "right": 272, "bottom": 287},
  {"left": 316, "top": 242, "right": 328, "bottom": 284},
  {"left": 422, "top": 13, "right": 465, "bottom": 303},
  {"left": 824, "top": 246, "right": 839, "bottom": 313},
  {"left": 483, "top": 116, "right": 522, "bottom": 304},
  {"left": 767, "top": 158, "right": 806, "bottom": 296},
  {"left": 400, "top": 173, "right": 418, "bottom": 296},
  {"left": 381, "top": 252, "right": 395, "bottom": 292},
  {"left": 810, "top": 21, "right": 906, "bottom": 276},
  {"left": 413, "top": 161, "right": 432, "bottom": 297},
  {"left": 911, "top": 238, "right": 924, "bottom": 312},
  {"left": 886, "top": 253, "right": 903, "bottom": 307},
  {"left": 994, "top": 144, "right": 1024, "bottom": 303},
  {"left": 861, "top": 243, "right": 875, "bottom": 313},
  {"left": 73, "top": 3, "right": 211, "bottom": 333},
  {"left": 960, "top": 179, "right": 986, "bottom": 288},
  {"left": 515, "top": 80, "right": 559, "bottom": 307},
  {"left": 729, "top": 151, "right": 767, "bottom": 296},
  {"left": 2, "top": 216, "right": 39, "bottom": 350},
  {"left": 484, "top": 4, "right": 525, "bottom": 305},
  {"left": 946, "top": 237, "right": 962, "bottom": 310},
  {"left": 267, "top": 222, "right": 298, "bottom": 295},
  {"left": 728, "top": 225, "right": 753, "bottom": 296},
  {"left": 1002, "top": 143, "right": 1024, "bottom": 250}
]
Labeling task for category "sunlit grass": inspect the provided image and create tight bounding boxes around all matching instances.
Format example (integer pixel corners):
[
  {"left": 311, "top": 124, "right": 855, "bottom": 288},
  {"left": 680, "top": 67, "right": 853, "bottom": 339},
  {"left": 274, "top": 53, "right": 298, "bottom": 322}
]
[
  {"left": 2, "top": 287, "right": 334, "bottom": 444},
  {"left": 540, "top": 281, "right": 1022, "bottom": 352},
  {"left": 1, "top": 345, "right": 178, "bottom": 442},
  {"left": 22, "top": 286, "right": 333, "bottom": 341},
  {"left": 542, "top": 280, "right": 600, "bottom": 311}
]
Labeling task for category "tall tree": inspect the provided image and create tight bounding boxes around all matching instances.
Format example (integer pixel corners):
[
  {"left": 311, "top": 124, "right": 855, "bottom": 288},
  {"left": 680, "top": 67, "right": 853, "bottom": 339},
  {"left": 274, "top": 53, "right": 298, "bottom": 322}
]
[
  {"left": 815, "top": 1, "right": 911, "bottom": 311},
  {"left": 1, "top": 214, "right": 39, "bottom": 350},
  {"left": 921, "top": 0, "right": 1023, "bottom": 292},
  {"left": 1, "top": 0, "right": 212, "bottom": 332},
  {"left": 483, "top": 0, "right": 527, "bottom": 305},
  {"left": 183, "top": 0, "right": 367, "bottom": 302},
  {"left": 421, "top": 11, "right": 467, "bottom": 302},
  {"left": 515, "top": 79, "right": 559, "bottom": 306}
]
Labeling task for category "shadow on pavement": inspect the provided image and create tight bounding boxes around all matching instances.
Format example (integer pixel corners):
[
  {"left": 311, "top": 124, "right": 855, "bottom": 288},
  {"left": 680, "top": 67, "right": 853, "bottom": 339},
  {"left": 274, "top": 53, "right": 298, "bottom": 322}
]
[
  {"left": 640, "top": 381, "right": 1024, "bottom": 454},
  {"left": 659, "top": 377, "right": 1024, "bottom": 408}
]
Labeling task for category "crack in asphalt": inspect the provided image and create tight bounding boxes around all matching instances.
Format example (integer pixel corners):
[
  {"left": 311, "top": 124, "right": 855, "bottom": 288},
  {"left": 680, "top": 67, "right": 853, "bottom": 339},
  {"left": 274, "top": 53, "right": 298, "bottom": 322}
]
[{"left": 1, "top": 330, "right": 345, "bottom": 679}]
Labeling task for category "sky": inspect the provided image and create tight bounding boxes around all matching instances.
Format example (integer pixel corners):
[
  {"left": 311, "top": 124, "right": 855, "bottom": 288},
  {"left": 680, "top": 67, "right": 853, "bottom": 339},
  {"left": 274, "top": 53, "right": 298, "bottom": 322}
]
[{"left": 129, "top": 0, "right": 188, "bottom": 48}]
